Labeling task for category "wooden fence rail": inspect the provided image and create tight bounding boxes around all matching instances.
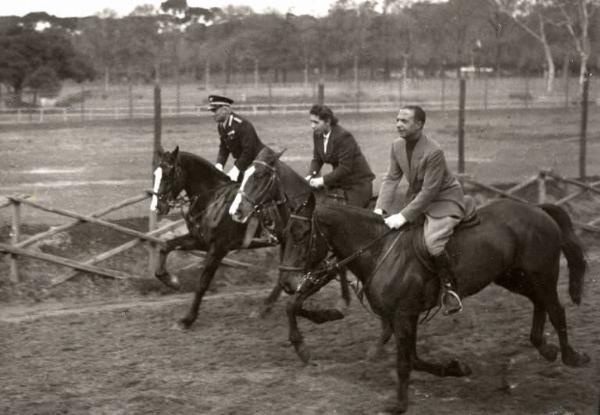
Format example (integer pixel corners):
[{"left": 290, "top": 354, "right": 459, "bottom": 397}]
[
  {"left": 463, "top": 170, "right": 600, "bottom": 235},
  {"left": 1, "top": 192, "right": 255, "bottom": 284},
  {"left": 3, "top": 169, "right": 599, "bottom": 285}
]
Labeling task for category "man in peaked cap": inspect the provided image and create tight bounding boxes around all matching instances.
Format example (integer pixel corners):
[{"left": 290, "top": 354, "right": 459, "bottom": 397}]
[{"left": 208, "top": 94, "right": 265, "bottom": 182}]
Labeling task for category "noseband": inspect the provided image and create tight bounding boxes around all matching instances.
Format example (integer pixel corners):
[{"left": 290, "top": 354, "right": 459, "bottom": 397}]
[{"left": 237, "top": 160, "right": 287, "bottom": 216}]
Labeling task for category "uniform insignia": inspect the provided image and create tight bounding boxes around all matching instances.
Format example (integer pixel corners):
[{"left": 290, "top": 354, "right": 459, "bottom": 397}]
[
  {"left": 227, "top": 130, "right": 235, "bottom": 136},
  {"left": 233, "top": 117, "right": 242, "bottom": 123}
]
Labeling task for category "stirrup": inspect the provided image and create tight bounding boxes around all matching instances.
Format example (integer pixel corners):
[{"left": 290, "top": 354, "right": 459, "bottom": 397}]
[{"left": 442, "top": 289, "right": 463, "bottom": 315}]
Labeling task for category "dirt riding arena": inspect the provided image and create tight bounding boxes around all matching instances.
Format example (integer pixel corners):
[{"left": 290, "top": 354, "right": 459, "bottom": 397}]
[{"left": 1, "top": 108, "right": 600, "bottom": 414}]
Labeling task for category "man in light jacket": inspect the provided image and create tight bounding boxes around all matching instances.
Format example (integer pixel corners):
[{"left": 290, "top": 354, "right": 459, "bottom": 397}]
[{"left": 375, "top": 105, "right": 466, "bottom": 314}]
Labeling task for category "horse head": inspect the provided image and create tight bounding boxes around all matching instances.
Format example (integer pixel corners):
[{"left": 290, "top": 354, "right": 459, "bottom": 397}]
[
  {"left": 229, "top": 147, "right": 287, "bottom": 223},
  {"left": 153, "top": 146, "right": 186, "bottom": 216},
  {"left": 278, "top": 193, "right": 330, "bottom": 294}
]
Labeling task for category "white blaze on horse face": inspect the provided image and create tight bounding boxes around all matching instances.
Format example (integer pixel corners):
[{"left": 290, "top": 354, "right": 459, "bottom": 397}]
[
  {"left": 229, "top": 165, "right": 256, "bottom": 219},
  {"left": 150, "top": 167, "right": 162, "bottom": 211}
]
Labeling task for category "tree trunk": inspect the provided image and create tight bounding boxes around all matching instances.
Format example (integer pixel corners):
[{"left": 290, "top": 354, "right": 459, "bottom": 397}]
[
  {"left": 353, "top": 55, "right": 359, "bottom": 90},
  {"left": 542, "top": 40, "right": 555, "bottom": 93},
  {"left": 578, "top": 53, "right": 589, "bottom": 92},
  {"left": 205, "top": 58, "right": 210, "bottom": 90},
  {"left": 104, "top": 66, "right": 110, "bottom": 92},
  {"left": 303, "top": 60, "right": 309, "bottom": 87},
  {"left": 254, "top": 59, "right": 259, "bottom": 88}
]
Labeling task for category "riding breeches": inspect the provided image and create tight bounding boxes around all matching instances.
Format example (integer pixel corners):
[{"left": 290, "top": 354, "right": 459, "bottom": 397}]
[{"left": 423, "top": 215, "right": 461, "bottom": 256}]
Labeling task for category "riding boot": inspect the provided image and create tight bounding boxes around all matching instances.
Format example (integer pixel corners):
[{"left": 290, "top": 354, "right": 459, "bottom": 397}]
[{"left": 432, "top": 249, "right": 463, "bottom": 315}]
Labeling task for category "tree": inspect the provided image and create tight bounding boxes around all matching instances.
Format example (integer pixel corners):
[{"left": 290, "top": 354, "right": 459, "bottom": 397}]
[
  {"left": 493, "top": 0, "right": 560, "bottom": 91},
  {"left": 552, "top": 0, "right": 598, "bottom": 87},
  {"left": 77, "top": 13, "right": 120, "bottom": 90},
  {"left": 0, "top": 24, "right": 95, "bottom": 105}
]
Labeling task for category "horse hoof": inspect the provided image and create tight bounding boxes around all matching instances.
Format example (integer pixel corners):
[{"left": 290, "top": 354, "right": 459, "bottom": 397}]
[
  {"left": 294, "top": 343, "right": 312, "bottom": 365},
  {"left": 335, "top": 299, "right": 349, "bottom": 316},
  {"left": 378, "top": 402, "right": 408, "bottom": 414},
  {"left": 538, "top": 344, "right": 559, "bottom": 362},
  {"left": 174, "top": 318, "right": 193, "bottom": 330},
  {"left": 446, "top": 359, "right": 472, "bottom": 377},
  {"left": 563, "top": 351, "right": 590, "bottom": 367},
  {"left": 155, "top": 272, "right": 181, "bottom": 290}
]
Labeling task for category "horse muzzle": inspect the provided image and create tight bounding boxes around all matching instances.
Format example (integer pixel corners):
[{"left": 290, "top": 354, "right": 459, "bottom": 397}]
[{"left": 278, "top": 267, "right": 303, "bottom": 295}]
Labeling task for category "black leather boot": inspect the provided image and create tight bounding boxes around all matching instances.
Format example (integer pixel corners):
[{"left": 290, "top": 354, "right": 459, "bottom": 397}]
[{"left": 432, "top": 250, "right": 463, "bottom": 315}]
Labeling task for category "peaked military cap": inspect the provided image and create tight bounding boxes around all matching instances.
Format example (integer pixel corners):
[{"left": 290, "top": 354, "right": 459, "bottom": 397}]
[{"left": 208, "top": 94, "right": 234, "bottom": 110}]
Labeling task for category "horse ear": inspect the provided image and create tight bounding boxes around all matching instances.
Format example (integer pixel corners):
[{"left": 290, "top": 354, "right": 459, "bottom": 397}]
[
  {"left": 173, "top": 146, "right": 179, "bottom": 159},
  {"left": 275, "top": 148, "right": 287, "bottom": 160}
]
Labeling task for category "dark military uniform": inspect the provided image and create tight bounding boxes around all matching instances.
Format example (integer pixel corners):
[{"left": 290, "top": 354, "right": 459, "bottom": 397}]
[
  {"left": 309, "top": 124, "right": 375, "bottom": 208},
  {"left": 216, "top": 112, "right": 265, "bottom": 182}
]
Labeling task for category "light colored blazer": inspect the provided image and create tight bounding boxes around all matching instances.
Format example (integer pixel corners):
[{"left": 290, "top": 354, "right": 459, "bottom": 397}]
[{"left": 375, "top": 134, "right": 465, "bottom": 222}]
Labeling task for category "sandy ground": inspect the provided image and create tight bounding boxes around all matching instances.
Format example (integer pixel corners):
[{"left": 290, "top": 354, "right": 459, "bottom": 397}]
[{"left": 1, "top": 255, "right": 599, "bottom": 415}]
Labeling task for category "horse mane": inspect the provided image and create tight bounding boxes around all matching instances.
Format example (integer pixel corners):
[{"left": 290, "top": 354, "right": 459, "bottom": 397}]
[
  {"left": 178, "top": 151, "right": 230, "bottom": 181},
  {"left": 316, "top": 203, "right": 415, "bottom": 251}
]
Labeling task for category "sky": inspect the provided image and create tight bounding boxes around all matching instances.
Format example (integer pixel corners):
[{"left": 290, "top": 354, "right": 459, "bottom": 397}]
[{"left": 0, "top": 0, "right": 331, "bottom": 18}]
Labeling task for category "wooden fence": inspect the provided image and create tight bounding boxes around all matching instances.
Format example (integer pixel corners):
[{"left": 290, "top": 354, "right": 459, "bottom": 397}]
[
  {"left": 0, "top": 192, "right": 251, "bottom": 285},
  {"left": 461, "top": 169, "right": 600, "bottom": 235},
  {"left": 2, "top": 169, "right": 598, "bottom": 285}
]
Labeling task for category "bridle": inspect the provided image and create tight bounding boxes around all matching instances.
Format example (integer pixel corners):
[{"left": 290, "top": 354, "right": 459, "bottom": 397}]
[
  {"left": 155, "top": 161, "right": 188, "bottom": 211},
  {"left": 236, "top": 159, "right": 287, "bottom": 217},
  {"left": 154, "top": 159, "right": 233, "bottom": 213},
  {"left": 279, "top": 203, "right": 396, "bottom": 294}
]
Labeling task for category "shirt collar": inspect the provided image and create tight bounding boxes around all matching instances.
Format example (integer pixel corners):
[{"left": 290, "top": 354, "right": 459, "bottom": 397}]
[{"left": 323, "top": 130, "right": 331, "bottom": 140}]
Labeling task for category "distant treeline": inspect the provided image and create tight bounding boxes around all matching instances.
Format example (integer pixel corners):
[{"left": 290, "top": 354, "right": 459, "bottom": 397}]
[{"left": 0, "top": 0, "right": 598, "bottom": 104}]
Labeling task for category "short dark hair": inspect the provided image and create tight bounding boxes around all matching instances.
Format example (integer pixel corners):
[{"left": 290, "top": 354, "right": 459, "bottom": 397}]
[
  {"left": 401, "top": 105, "right": 426, "bottom": 127},
  {"left": 309, "top": 104, "right": 338, "bottom": 126}
]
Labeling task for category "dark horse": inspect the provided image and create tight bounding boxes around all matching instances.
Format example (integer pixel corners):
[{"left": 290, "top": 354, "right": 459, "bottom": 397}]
[
  {"left": 230, "top": 147, "right": 389, "bottom": 361},
  {"left": 153, "top": 146, "right": 285, "bottom": 328},
  {"left": 279, "top": 193, "right": 590, "bottom": 413}
]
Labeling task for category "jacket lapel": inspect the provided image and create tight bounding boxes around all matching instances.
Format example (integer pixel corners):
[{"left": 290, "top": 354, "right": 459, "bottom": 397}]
[
  {"left": 396, "top": 139, "right": 409, "bottom": 179},
  {"left": 408, "top": 135, "right": 427, "bottom": 186},
  {"left": 325, "top": 126, "right": 336, "bottom": 156}
]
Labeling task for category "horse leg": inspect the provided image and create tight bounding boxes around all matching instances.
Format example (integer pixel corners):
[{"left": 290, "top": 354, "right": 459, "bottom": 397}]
[
  {"left": 529, "top": 300, "right": 559, "bottom": 362},
  {"left": 286, "top": 273, "right": 337, "bottom": 364},
  {"left": 177, "top": 247, "right": 227, "bottom": 330},
  {"left": 387, "top": 311, "right": 417, "bottom": 414},
  {"left": 250, "top": 243, "right": 287, "bottom": 319},
  {"left": 155, "top": 233, "right": 204, "bottom": 290},
  {"left": 496, "top": 271, "right": 559, "bottom": 362},
  {"left": 366, "top": 319, "right": 393, "bottom": 361},
  {"left": 286, "top": 293, "right": 313, "bottom": 365},
  {"left": 335, "top": 268, "right": 352, "bottom": 315},
  {"left": 537, "top": 276, "right": 590, "bottom": 367},
  {"left": 250, "top": 283, "right": 283, "bottom": 319},
  {"left": 406, "top": 313, "right": 471, "bottom": 377}
]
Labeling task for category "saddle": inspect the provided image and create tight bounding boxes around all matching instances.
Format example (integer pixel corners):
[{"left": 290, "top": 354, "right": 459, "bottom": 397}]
[{"left": 412, "top": 195, "right": 480, "bottom": 274}]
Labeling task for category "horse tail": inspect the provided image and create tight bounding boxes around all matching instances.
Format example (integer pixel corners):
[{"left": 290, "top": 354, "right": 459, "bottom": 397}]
[{"left": 539, "top": 204, "right": 586, "bottom": 305}]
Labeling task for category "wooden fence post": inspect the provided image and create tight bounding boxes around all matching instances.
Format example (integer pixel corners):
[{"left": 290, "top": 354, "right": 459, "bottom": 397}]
[
  {"left": 10, "top": 200, "right": 20, "bottom": 282},
  {"left": 458, "top": 77, "right": 466, "bottom": 175},
  {"left": 149, "top": 84, "right": 162, "bottom": 274},
  {"left": 579, "top": 73, "right": 590, "bottom": 181},
  {"left": 317, "top": 82, "right": 325, "bottom": 105}
]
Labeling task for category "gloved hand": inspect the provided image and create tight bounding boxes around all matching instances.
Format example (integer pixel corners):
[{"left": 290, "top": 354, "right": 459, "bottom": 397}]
[
  {"left": 304, "top": 175, "right": 312, "bottom": 181},
  {"left": 309, "top": 177, "right": 325, "bottom": 189},
  {"left": 227, "top": 165, "right": 240, "bottom": 181},
  {"left": 373, "top": 208, "right": 384, "bottom": 216},
  {"left": 214, "top": 163, "right": 224, "bottom": 171},
  {"left": 384, "top": 213, "right": 407, "bottom": 229}
]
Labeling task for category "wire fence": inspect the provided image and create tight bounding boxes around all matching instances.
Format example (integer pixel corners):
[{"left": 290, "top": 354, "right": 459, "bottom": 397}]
[{"left": 1, "top": 76, "right": 597, "bottom": 125}]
